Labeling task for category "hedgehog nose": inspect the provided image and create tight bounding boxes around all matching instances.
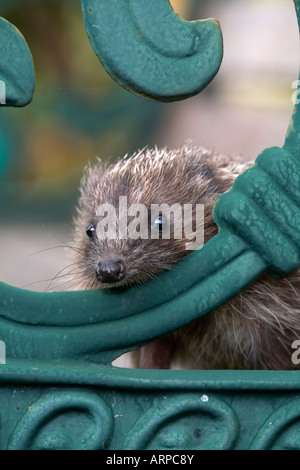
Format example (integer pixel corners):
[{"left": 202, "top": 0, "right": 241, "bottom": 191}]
[{"left": 96, "top": 258, "right": 126, "bottom": 284}]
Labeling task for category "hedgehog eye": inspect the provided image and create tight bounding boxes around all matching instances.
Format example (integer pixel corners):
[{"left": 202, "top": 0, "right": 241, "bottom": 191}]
[
  {"left": 86, "top": 224, "right": 96, "bottom": 239},
  {"left": 153, "top": 214, "right": 167, "bottom": 232}
]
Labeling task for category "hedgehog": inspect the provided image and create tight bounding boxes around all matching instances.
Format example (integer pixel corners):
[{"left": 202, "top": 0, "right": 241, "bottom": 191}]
[{"left": 71, "top": 144, "right": 300, "bottom": 370}]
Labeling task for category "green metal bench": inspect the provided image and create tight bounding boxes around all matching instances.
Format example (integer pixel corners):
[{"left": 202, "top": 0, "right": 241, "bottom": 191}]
[{"left": 1, "top": 0, "right": 300, "bottom": 450}]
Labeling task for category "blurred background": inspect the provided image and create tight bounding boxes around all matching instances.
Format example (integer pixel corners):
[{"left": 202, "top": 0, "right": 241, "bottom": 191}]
[{"left": 0, "top": 0, "right": 299, "bottom": 292}]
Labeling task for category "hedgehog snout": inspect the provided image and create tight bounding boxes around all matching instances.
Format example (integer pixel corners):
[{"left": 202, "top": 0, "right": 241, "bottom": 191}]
[{"left": 95, "top": 258, "right": 126, "bottom": 284}]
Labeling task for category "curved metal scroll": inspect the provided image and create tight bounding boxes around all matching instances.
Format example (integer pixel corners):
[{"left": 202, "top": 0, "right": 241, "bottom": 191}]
[
  {"left": 81, "top": 0, "right": 223, "bottom": 101},
  {"left": 0, "top": 1, "right": 299, "bottom": 367},
  {"left": 0, "top": 18, "right": 35, "bottom": 107}
]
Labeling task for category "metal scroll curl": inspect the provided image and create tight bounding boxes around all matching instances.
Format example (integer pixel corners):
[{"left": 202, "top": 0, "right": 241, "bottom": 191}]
[
  {"left": 7, "top": 391, "right": 113, "bottom": 450},
  {"left": 123, "top": 393, "right": 239, "bottom": 450},
  {"left": 250, "top": 396, "right": 300, "bottom": 450},
  {"left": 0, "top": 17, "right": 35, "bottom": 107},
  {"left": 80, "top": 0, "right": 223, "bottom": 101}
]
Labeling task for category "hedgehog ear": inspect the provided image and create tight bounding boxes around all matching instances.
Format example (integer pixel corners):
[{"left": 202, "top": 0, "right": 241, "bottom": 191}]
[
  {"left": 81, "top": 160, "right": 105, "bottom": 191},
  {"left": 78, "top": 160, "right": 106, "bottom": 211}
]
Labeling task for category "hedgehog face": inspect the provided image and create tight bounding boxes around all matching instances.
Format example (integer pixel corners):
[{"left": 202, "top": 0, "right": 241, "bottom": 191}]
[
  {"left": 71, "top": 145, "right": 232, "bottom": 290},
  {"left": 75, "top": 203, "right": 195, "bottom": 289}
]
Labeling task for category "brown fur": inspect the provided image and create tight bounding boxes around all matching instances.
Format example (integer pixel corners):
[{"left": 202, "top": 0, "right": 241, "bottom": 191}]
[{"left": 71, "top": 144, "right": 300, "bottom": 370}]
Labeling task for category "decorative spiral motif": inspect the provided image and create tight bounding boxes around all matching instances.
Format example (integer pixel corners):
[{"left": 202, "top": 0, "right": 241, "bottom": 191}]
[
  {"left": 250, "top": 397, "right": 300, "bottom": 450},
  {"left": 7, "top": 391, "right": 113, "bottom": 450},
  {"left": 123, "top": 393, "right": 239, "bottom": 450}
]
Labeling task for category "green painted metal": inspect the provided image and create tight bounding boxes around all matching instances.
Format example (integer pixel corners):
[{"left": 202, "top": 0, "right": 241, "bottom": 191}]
[
  {"left": 1, "top": 365, "right": 300, "bottom": 450},
  {"left": 81, "top": 0, "right": 223, "bottom": 101},
  {"left": 0, "top": 0, "right": 300, "bottom": 450},
  {"left": 0, "top": 17, "right": 35, "bottom": 107}
]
